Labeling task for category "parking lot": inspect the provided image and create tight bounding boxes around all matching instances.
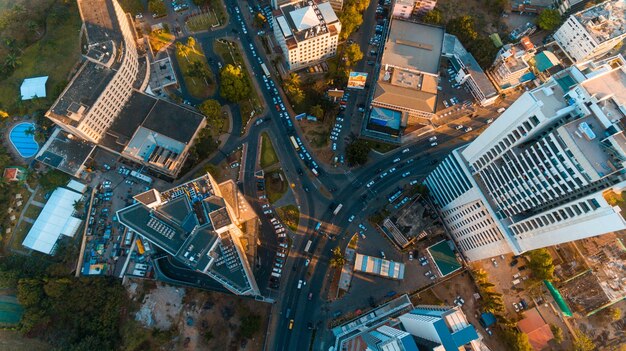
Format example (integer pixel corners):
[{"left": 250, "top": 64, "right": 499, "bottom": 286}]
[{"left": 80, "top": 157, "right": 157, "bottom": 278}]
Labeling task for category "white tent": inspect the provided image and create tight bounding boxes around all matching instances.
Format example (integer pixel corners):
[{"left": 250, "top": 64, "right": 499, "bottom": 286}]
[
  {"left": 22, "top": 186, "right": 83, "bottom": 254},
  {"left": 20, "top": 76, "right": 48, "bottom": 100}
]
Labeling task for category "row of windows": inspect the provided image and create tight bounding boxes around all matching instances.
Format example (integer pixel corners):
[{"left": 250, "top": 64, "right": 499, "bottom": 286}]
[
  {"left": 457, "top": 226, "right": 503, "bottom": 252},
  {"left": 510, "top": 198, "right": 599, "bottom": 237}
]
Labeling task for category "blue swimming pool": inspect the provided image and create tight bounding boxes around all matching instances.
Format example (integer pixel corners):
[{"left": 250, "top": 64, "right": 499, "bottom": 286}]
[{"left": 10, "top": 122, "right": 39, "bottom": 158}]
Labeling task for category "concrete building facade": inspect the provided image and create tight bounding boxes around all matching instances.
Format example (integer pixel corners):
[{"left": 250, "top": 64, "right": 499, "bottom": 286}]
[
  {"left": 392, "top": 0, "right": 437, "bottom": 18},
  {"left": 554, "top": 0, "right": 626, "bottom": 63},
  {"left": 425, "top": 55, "right": 626, "bottom": 261},
  {"left": 272, "top": 0, "right": 341, "bottom": 71},
  {"left": 489, "top": 36, "right": 536, "bottom": 91}
]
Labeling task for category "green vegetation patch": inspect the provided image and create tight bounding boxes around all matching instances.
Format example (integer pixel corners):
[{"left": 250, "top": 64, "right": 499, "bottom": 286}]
[
  {"left": 10, "top": 221, "right": 32, "bottom": 251},
  {"left": 118, "top": 0, "right": 145, "bottom": 14},
  {"left": 264, "top": 170, "right": 287, "bottom": 204},
  {"left": 260, "top": 132, "right": 279, "bottom": 169},
  {"left": 364, "top": 139, "right": 399, "bottom": 153},
  {"left": 149, "top": 28, "right": 175, "bottom": 53},
  {"left": 23, "top": 204, "right": 43, "bottom": 221},
  {"left": 276, "top": 205, "right": 299, "bottom": 231},
  {"left": 0, "top": 1, "right": 82, "bottom": 114},
  {"left": 175, "top": 39, "right": 215, "bottom": 99}
]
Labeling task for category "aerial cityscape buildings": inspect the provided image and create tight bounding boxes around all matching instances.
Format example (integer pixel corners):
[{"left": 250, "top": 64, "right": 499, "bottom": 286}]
[{"left": 425, "top": 54, "right": 626, "bottom": 261}]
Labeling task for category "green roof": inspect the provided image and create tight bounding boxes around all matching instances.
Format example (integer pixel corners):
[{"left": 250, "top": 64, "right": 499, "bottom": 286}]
[
  {"left": 544, "top": 280, "right": 573, "bottom": 317},
  {"left": 428, "top": 240, "right": 462, "bottom": 276},
  {"left": 489, "top": 33, "right": 503, "bottom": 48}
]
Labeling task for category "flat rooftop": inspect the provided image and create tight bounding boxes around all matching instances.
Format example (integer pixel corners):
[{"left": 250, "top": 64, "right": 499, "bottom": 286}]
[
  {"left": 78, "top": 0, "right": 120, "bottom": 44},
  {"left": 443, "top": 34, "right": 497, "bottom": 99},
  {"left": 35, "top": 129, "right": 95, "bottom": 177},
  {"left": 381, "top": 20, "right": 444, "bottom": 74},
  {"left": 559, "top": 114, "right": 615, "bottom": 177},
  {"left": 49, "top": 61, "right": 115, "bottom": 123},
  {"left": 142, "top": 100, "right": 205, "bottom": 144},
  {"left": 574, "top": 0, "right": 625, "bottom": 43}
]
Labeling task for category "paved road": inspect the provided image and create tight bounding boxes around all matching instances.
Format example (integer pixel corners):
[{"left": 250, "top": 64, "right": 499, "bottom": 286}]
[{"left": 141, "top": 1, "right": 495, "bottom": 349}]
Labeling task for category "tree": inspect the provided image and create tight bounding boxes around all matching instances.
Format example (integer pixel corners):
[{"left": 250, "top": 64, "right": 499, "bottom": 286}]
[
  {"left": 284, "top": 73, "right": 304, "bottom": 105},
  {"left": 254, "top": 13, "right": 267, "bottom": 28},
  {"left": 148, "top": 0, "right": 167, "bottom": 16},
  {"left": 4, "top": 52, "right": 21, "bottom": 69},
  {"left": 550, "top": 324, "right": 564, "bottom": 344},
  {"left": 309, "top": 105, "right": 324, "bottom": 119},
  {"left": 527, "top": 248, "right": 555, "bottom": 281},
  {"left": 343, "top": 43, "right": 363, "bottom": 67},
  {"left": 176, "top": 41, "right": 190, "bottom": 61},
  {"left": 220, "top": 64, "right": 251, "bottom": 102},
  {"left": 339, "top": 5, "right": 363, "bottom": 41},
  {"left": 17, "top": 278, "right": 43, "bottom": 307},
  {"left": 537, "top": 9, "right": 561, "bottom": 31},
  {"left": 330, "top": 247, "right": 346, "bottom": 268},
  {"left": 446, "top": 16, "right": 478, "bottom": 44},
  {"left": 346, "top": 139, "right": 370, "bottom": 165},
  {"left": 573, "top": 331, "right": 595, "bottom": 351},
  {"left": 186, "top": 36, "right": 197, "bottom": 52},
  {"left": 198, "top": 99, "right": 224, "bottom": 131},
  {"left": 240, "top": 313, "right": 261, "bottom": 338},
  {"left": 422, "top": 9, "right": 442, "bottom": 25},
  {"left": 610, "top": 307, "right": 622, "bottom": 321},
  {"left": 0, "top": 110, "right": 8, "bottom": 119},
  {"left": 72, "top": 200, "right": 84, "bottom": 212},
  {"left": 39, "top": 170, "right": 69, "bottom": 192}
]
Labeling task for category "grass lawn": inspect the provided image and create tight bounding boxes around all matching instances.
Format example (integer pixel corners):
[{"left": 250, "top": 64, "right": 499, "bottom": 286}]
[
  {"left": 410, "top": 288, "right": 443, "bottom": 306},
  {"left": 276, "top": 205, "right": 299, "bottom": 231},
  {"left": 175, "top": 42, "right": 215, "bottom": 99},
  {"left": 10, "top": 221, "right": 32, "bottom": 251},
  {"left": 118, "top": 0, "right": 145, "bottom": 14},
  {"left": 0, "top": 330, "right": 50, "bottom": 351},
  {"left": 186, "top": 12, "right": 220, "bottom": 32},
  {"left": 0, "top": 2, "right": 82, "bottom": 114},
  {"left": 260, "top": 132, "right": 279, "bottom": 169},
  {"left": 149, "top": 29, "right": 175, "bottom": 53},
  {"left": 264, "top": 170, "right": 287, "bottom": 204},
  {"left": 213, "top": 40, "right": 262, "bottom": 128},
  {"left": 33, "top": 188, "right": 48, "bottom": 203},
  {"left": 363, "top": 139, "right": 399, "bottom": 153},
  {"left": 23, "top": 204, "right": 43, "bottom": 221}
]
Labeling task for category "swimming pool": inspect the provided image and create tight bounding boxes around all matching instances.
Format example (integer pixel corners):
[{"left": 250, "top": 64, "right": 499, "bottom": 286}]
[{"left": 9, "top": 122, "right": 39, "bottom": 158}]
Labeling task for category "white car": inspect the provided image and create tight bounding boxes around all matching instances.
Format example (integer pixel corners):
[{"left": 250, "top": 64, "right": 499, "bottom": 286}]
[
  {"left": 402, "top": 148, "right": 409, "bottom": 153},
  {"left": 366, "top": 180, "right": 375, "bottom": 188},
  {"left": 464, "top": 127, "right": 473, "bottom": 132},
  {"left": 393, "top": 158, "right": 400, "bottom": 163},
  {"left": 348, "top": 214, "right": 355, "bottom": 222},
  {"left": 409, "top": 180, "right": 418, "bottom": 185},
  {"left": 430, "top": 142, "right": 438, "bottom": 147}
]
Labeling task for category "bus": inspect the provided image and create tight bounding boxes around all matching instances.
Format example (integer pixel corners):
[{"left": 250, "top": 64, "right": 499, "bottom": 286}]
[
  {"left": 131, "top": 170, "right": 153, "bottom": 184},
  {"left": 261, "top": 63, "right": 270, "bottom": 77},
  {"left": 333, "top": 203, "right": 343, "bottom": 215},
  {"left": 289, "top": 136, "right": 300, "bottom": 150},
  {"left": 304, "top": 240, "right": 313, "bottom": 253}
]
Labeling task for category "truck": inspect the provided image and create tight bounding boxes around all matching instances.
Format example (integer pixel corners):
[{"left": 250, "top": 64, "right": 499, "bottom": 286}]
[
  {"left": 304, "top": 240, "right": 313, "bottom": 253},
  {"left": 290, "top": 136, "right": 300, "bottom": 150},
  {"left": 333, "top": 203, "right": 343, "bottom": 215},
  {"left": 260, "top": 62, "right": 270, "bottom": 77}
]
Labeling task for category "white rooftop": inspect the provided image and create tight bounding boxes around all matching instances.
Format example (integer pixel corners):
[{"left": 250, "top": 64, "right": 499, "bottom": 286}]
[
  {"left": 290, "top": 6, "right": 320, "bottom": 31},
  {"left": 574, "top": 0, "right": 626, "bottom": 43},
  {"left": 20, "top": 76, "right": 48, "bottom": 100},
  {"left": 22, "top": 185, "right": 84, "bottom": 254}
]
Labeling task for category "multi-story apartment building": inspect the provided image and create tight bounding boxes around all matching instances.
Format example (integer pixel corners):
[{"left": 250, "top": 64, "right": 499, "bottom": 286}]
[
  {"left": 367, "top": 20, "right": 443, "bottom": 137},
  {"left": 41, "top": 0, "right": 205, "bottom": 178},
  {"left": 117, "top": 174, "right": 261, "bottom": 296},
  {"left": 333, "top": 298, "right": 486, "bottom": 351},
  {"left": 554, "top": 0, "right": 626, "bottom": 63},
  {"left": 489, "top": 36, "right": 537, "bottom": 91},
  {"left": 425, "top": 55, "right": 626, "bottom": 261},
  {"left": 272, "top": 0, "right": 341, "bottom": 71},
  {"left": 392, "top": 0, "right": 437, "bottom": 18}
]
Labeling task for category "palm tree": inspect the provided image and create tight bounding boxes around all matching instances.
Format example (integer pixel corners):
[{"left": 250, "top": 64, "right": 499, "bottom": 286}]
[
  {"left": 288, "top": 72, "right": 301, "bottom": 87},
  {"left": 4, "top": 53, "right": 20, "bottom": 69},
  {"left": 73, "top": 200, "right": 84, "bottom": 212},
  {"left": 176, "top": 42, "right": 190, "bottom": 62},
  {"left": 186, "top": 36, "right": 197, "bottom": 53}
]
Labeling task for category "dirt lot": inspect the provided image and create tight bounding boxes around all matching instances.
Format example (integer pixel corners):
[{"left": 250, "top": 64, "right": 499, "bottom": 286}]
[
  {"left": 298, "top": 119, "right": 335, "bottom": 164},
  {"left": 435, "top": 0, "right": 506, "bottom": 35},
  {"left": 130, "top": 281, "right": 271, "bottom": 351}
]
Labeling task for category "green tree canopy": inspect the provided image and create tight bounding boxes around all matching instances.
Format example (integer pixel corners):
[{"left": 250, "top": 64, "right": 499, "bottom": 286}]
[
  {"left": 198, "top": 99, "right": 224, "bottom": 131},
  {"left": 346, "top": 139, "right": 370, "bottom": 166},
  {"left": 40, "top": 169, "right": 69, "bottom": 192},
  {"left": 573, "top": 331, "right": 595, "bottom": 351},
  {"left": 284, "top": 73, "right": 304, "bottom": 105},
  {"left": 148, "top": 0, "right": 166, "bottom": 16},
  {"left": 309, "top": 104, "right": 324, "bottom": 119},
  {"left": 446, "top": 16, "right": 478, "bottom": 44},
  {"left": 550, "top": 324, "right": 564, "bottom": 344},
  {"left": 339, "top": 5, "right": 363, "bottom": 41},
  {"left": 527, "top": 248, "right": 555, "bottom": 281},
  {"left": 220, "top": 64, "right": 251, "bottom": 102},
  {"left": 537, "top": 9, "right": 561, "bottom": 31},
  {"left": 422, "top": 9, "right": 443, "bottom": 25},
  {"left": 343, "top": 43, "right": 363, "bottom": 67}
]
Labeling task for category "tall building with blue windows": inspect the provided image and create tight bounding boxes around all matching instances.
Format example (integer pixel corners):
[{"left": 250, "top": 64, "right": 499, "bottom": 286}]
[{"left": 425, "top": 54, "right": 626, "bottom": 261}]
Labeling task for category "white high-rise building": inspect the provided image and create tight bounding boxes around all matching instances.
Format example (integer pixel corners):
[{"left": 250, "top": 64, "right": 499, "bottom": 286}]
[
  {"left": 554, "top": 0, "right": 626, "bottom": 63},
  {"left": 272, "top": 0, "right": 341, "bottom": 71},
  {"left": 425, "top": 55, "right": 626, "bottom": 261}
]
